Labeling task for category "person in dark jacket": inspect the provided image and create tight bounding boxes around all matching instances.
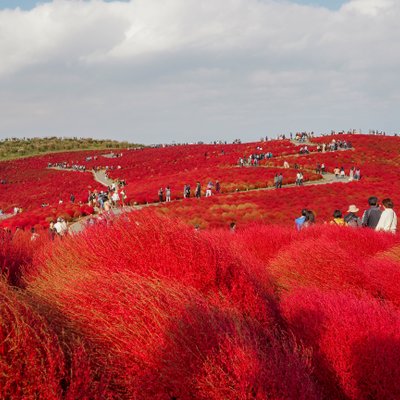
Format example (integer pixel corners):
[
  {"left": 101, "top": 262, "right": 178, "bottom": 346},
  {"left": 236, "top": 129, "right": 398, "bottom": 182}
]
[{"left": 361, "top": 196, "right": 382, "bottom": 229}]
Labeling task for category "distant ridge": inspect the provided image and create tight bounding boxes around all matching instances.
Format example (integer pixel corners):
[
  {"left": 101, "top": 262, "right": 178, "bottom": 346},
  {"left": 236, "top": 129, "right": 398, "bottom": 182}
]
[{"left": 0, "top": 137, "right": 144, "bottom": 160}]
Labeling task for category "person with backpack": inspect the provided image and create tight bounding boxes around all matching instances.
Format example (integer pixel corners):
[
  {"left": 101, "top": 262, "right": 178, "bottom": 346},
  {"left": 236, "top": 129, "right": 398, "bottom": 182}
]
[
  {"left": 375, "top": 198, "right": 397, "bottom": 233},
  {"left": 330, "top": 210, "right": 345, "bottom": 226},
  {"left": 361, "top": 196, "right": 382, "bottom": 229},
  {"left": 344, "top": 205, "right": 362, "bottom": 227}
]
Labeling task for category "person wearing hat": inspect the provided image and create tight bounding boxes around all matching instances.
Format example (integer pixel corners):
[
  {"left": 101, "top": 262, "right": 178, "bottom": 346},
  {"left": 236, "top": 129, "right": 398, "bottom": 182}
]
[{"left": 344, "top": 205, "right": 362, "bottom": 227}]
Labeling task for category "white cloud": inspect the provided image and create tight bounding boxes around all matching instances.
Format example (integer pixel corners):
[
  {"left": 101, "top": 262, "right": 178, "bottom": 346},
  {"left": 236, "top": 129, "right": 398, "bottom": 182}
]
[
  {"left": 0, "top": 0, "right": 399, "bottom": 143},
  {"left": 341, "top": 0, "right": 394, "bottom": 16}
]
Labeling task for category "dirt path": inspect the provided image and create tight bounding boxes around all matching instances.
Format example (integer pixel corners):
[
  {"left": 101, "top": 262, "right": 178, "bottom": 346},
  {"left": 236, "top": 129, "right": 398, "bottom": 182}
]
[
  {"left": 92, "top": 169, "right": 115, "bottom": 187},
  {"left": 51, "top": 143, "right": 357, "bottom": 234},
  {"left": 48, "top": 167, "right": 116, "bottom": 188},
  {"left": 68, "top": 169, "right": 354, "bottom": 234}
]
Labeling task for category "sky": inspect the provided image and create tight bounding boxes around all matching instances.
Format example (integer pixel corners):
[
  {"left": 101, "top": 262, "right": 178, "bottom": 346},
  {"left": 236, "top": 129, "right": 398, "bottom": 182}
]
[
  {"left": 0, "top": 0, "right": 398, "bottom": 144},
  {"left": 0, "top": 0, "right": 348, "bottom": 11}
]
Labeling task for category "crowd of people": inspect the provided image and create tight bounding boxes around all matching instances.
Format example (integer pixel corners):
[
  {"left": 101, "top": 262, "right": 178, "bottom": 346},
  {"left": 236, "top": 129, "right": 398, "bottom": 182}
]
[
  {"left": 315, "top": 139, "right": 353, "bottom": 153},
  {"left": 292, "top": 132, "right": 315, "bottom": 142},
  {"left": 88, "top": 185, "right": 127, "bottom": 211},
  {"left": 48, "top": 162, "right": 87, "bottom": 172},
  {"left": 158, "top": 180, "right": 222, "bottom": 202},
  {"left": 295, "top": 196, "right": 397, "bottom": 233},
  {"left": 3, "top": 131, "right": 399, "bottom": 241},
  {"left": 237, "top": 151, "right": 274, "bottom": 167},
  {"left": 48, "top": 160, "right": 123, "bottom": 175}
]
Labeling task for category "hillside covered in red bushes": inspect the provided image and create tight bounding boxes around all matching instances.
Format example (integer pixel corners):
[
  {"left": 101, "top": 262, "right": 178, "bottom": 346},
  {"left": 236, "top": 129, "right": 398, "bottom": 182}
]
[
  {"left": 1, "top": 133, "right": 400, "bottom": 399},
  {"left": 2, "top": 212, "right": 400, "bottom": 399}
]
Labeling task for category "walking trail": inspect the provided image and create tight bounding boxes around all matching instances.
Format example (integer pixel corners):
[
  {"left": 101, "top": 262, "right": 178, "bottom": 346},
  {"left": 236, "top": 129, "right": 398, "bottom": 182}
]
[{"left": 63, "top": 161, "right": 355, "bottom": 234}]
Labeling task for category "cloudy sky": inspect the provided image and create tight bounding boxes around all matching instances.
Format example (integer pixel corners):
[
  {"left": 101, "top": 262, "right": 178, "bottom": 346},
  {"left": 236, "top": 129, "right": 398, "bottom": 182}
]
[{"left": 0, "top": 0, "right": 398, "bottom": 144}]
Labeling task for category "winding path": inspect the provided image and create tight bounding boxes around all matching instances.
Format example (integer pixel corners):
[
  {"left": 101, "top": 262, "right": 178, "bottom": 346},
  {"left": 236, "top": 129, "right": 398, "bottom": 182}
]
[
  {"left": 67, "top": 170, "right": 354, "bottom": 234},
  {"left": 49, "top": 143, "right": 356, "bottom": 233}
]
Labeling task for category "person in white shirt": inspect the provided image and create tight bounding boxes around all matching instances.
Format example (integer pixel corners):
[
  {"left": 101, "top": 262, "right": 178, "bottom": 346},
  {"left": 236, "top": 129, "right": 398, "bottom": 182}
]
[
  {"left": 296, "top": 172, "right": 304, "bottom": 186},
  {"left": 111, "top": 191, "right": 120, "bottom": 206},
  {"left": 54, "top": 217, "right": 68, "bottom": 236},
  {"left": 375, "top": 198, "right": 397, "bottom": 233}
]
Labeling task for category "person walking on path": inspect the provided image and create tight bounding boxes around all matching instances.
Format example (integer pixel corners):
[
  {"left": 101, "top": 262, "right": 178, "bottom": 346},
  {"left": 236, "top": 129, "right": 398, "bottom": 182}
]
[
  {"left": 274, "top": 174, "right": 279, "bottom": 189},
  {"left": 49, "top": 221, "right": 57, "bottom": 240},
  {"left": 112, "top": 190, "right": 120, "bottom": 206},
  {"left": 54, "top": 217, "right": 68, "bottom": 236},
  {"left": 165, "top": 186, "right": 171, "bottom": 202},
  {"left": 215, "top": 180, "right": 221, "bottom": 194},
  {"left": 195, "top": 182, "right": 201, "bottom": 198},
  {"left": 277, "top": 173, "right": 283, "bottom": 188},
  {"left": 361, "top": 196, "right": 382, "bottom": 229},
  {"left": 376, "top": 198, "right": 397, "bottom": 233},
  {"left": 296, "top": 171, "right": 304, "bottom": 186},
  {"left": 185, "top": 184, "right": 191, "bottom": 198},
  {"left": 334, "top": 167, "right": 340, "bottom": 178},
  {"left": 206, "top": 181, "right": 213, "bottom": 197},
  {"left": 349, "top": 167, "right": 354, "bottom": 181},
  {"left": 158, "top": 187, "right": 164, "bottom": 202}
]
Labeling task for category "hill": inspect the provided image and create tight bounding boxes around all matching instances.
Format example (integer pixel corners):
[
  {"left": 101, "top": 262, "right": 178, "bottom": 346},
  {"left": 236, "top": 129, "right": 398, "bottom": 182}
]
[
  {"left": 1, "top": 133, "right": 399, "bottom": 231},
  {"left": 0, "top": 136, "right": 143, "bottom": 160},
  {"left": 1, "top": 133, "right": 400, "bottom": 399}
]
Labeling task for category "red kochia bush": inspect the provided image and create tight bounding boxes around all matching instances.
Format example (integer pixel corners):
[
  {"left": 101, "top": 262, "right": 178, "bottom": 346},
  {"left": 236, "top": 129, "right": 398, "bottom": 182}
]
[
  {"left": 0, "top": 280, "right": 110, "bottom": 399},
  {"left": 0, "top": 280, "right": 65, "bottom": 399},
  {"left": 28, "top": 270, "right": 320, "bottom": 399},
  {"left": 30, "top": 212, "right": 278, "bottom": 328},
  {"left": 281, "top": 288, "right": 400, "bottom": 400},
  {"left": 266, "top": 225, "right": 400, "bottom": 297},
  {"left": 360, "top": 244, "right": 400, "bottom": 307},
  {"left": 0, "top": 230, "right": 47, "bottom": 287},
  {"left": 27, "top": 213, "right": 321, "bottom": 399}
]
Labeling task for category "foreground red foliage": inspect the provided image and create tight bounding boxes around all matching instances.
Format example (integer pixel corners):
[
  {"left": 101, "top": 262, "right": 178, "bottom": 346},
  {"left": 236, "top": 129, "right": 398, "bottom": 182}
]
[
  {"left": 281, "top": 289, "right": 400, "bottom": 400},
  {"left": 0, "top": 280, "right": 109, "bottom": 400},
  {"left": 15, "top": 216, "right": 399, "bottom": 398},
  {"left": 26, "top": 214, "right": 321, "bottom": 399},
  {"left": 1, "top": 134, "right": 400, "bottom": 398},
  {"left": 0, "top": 229, "right": 48, "bottom": 287}
]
